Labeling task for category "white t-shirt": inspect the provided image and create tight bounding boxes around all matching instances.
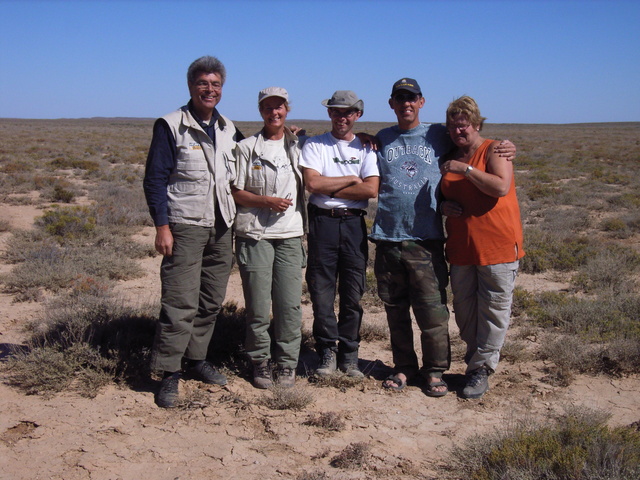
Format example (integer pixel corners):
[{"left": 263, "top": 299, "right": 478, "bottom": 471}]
[
  {"left": 299, "top": 132, "right": 379, "bottom": 209},
  {"left": 261, "top": 138, "right": 303, "bottom": 238}
]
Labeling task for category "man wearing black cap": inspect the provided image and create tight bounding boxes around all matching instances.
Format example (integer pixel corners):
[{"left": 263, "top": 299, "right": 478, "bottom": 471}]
[
  {"left": 300, "top": 90, "right": 380, "bottom": 378},
  {"left": 370, "top": 78, "right": 514, "bottom": 396}
]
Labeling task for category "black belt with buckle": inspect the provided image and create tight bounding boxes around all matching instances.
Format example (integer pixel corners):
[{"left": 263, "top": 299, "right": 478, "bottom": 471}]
[{"left": 310, "top": 205, "right": 365, "bottom": 218}]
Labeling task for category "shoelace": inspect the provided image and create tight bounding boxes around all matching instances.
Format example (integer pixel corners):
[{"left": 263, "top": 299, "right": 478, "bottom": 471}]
[
  {"left": 468, "top": 370, "right": 486, "bottom": 386},
  {"left": 321, "top": 352, "right": 334, "bottom": 366}
]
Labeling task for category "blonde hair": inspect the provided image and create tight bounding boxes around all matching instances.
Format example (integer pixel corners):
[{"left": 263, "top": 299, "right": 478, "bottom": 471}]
[{"left": 446, "top": 95, "right": 486, "bottom": 131}]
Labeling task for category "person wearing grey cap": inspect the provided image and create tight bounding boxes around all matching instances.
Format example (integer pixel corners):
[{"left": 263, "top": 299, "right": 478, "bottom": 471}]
[
  {"left": 231, "top": 87, "right": 307, "bottom": 389},
  {"left": 370, "top": 78, "right": 516, "bottom": 396},
  {"left": 300, "top": 90, "right": 380, "bottom": 378}
]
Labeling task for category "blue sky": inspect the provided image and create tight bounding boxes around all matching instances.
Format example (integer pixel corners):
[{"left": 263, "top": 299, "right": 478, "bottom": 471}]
[{"left": 1, "top": 0, "right": 638, "bottom": 123}]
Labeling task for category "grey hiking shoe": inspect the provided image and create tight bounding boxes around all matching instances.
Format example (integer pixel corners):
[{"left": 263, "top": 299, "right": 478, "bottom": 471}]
[
  {"left": 156, "top": 371, "right": 181, "bottom": 408},
  {"left": 462, "top": 367, "right": 489, "bottom": 399},
  {"left": 339, "top": 362, "right": 364, "bottom": 378},
  {"left": 185, "top": 360, "right": 227, "bottom": 386},
  {"left": 315, "top": 350, "right": 337, "bottom": 377},
  {"left": 253, "top": 360, "right": 273, "bottom": 389},
  {"left": 276, "top": 366, "right": 296, "bottom": 388}
]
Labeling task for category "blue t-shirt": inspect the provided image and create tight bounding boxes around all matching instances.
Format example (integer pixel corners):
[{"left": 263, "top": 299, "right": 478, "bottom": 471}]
[{"left": 370, "top": 123, "right": 452, "bottom": 242}]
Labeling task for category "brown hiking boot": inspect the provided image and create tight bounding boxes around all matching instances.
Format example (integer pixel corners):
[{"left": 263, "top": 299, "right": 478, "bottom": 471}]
[
  {"left": 276, "top": 366, "right": 296, "bottom": 388},
  {"left": 252, "top": 360, "right": 273, "bottom": 389}
]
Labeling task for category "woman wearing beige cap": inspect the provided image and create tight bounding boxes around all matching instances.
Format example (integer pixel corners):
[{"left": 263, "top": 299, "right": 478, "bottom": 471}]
[{"left": 232, "top": 87, "right": 307, "bottom": 389}]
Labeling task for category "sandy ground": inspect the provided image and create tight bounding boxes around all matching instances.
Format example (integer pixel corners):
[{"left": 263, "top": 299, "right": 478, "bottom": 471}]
[{"left": 0, "top": 206, "right": 638, "bottom": 480}]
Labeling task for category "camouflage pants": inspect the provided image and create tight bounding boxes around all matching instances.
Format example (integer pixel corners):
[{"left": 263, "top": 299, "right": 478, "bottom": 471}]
[{"left": 374, "top": 240, "right": 450, "bottom": 378}]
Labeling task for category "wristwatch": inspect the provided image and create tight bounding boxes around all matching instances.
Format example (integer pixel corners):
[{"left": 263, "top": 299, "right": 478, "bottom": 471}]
[{"left": 464, "top": 165, "right": 474, "bottom": 177}]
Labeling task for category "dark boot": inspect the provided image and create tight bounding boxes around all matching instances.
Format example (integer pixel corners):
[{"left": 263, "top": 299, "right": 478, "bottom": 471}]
[
  {"left": 316, "top": 349, "right": 337, "bottom": 376},
  {"left": 156, "top": 371, "right": 181, "bottom": 408},
  {"left": 338, "top": 351, "right": 364, "bottom": 378},
  {"left": 185, "top": 360, "right": 227, "bottom": 386}
]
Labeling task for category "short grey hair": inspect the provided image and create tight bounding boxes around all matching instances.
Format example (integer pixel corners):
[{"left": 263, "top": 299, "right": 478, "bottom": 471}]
[{"left": 187, "top": 56, "right": 226, "bottom": 85}]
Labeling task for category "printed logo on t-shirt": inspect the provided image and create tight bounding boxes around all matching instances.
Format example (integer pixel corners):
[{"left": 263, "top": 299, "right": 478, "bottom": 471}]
[
  {"left": 332, "top": 157, "right": 361, "bottom": 165},
  {"left": 188, "top": 142, "right": 202, "bottom": 150},
  {"left": 384, "top": 145, "right": 432, "bottom": 163},
  {"left": 401, "top": 161, "right": 418, "bottom": 178}
]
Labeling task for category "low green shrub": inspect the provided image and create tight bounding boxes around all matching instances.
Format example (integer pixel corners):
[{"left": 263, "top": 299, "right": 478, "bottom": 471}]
[
  {"left": 571, "top": 247, "right": 640, "bottom": 294},
  {"left": 520, "top": 227, "right": 595, "bottom": 273},
  {"left": 525, "top": 183, "right": 560, "bottom": 202},
  {"left": 515, "top": 288, "right": 640, "bottom": 376},
  {"left": 2, "top": 242, "right": 143, "bottom": 294},
  {"left": 590, "top": 166, "right": 629, "bottom": 185},
  {"left": 48, "top": 157, "right": 100, "bottom": 172},
  {"left": 449, "top": 407, "right": 640, "bottom": 480},
  {"left": 50, "top": 184, "right": 76, "bottom": 203},
  {"left": 4, "top": 292, "right": 157, "bottom": 397},
  {"left": 608, "top": 192, "right": 640, "bottom": 208},
  {"left": 36, "top": 205, "right": 96, "bottom": 240},
  {"left": 91, "top": 184, "right": 152, "bottom": 227},
  {"left": 1, "top": 160, "right": 34, "bottom": 174},
  {"left": 530, "top": 292, "right": 640, "bottom": 342},
  {"left": 601, "top": 217, "right": 627, "bottom": 232}
]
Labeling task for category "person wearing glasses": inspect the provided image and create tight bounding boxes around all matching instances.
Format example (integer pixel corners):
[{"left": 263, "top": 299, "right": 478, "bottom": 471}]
[
  {"left": 370, "top": 79, "right": 515, "bottom": 396},
  {"left": 439, "top": 96, "right": 524, "bottom": 399},
  {"left": 231, "top": 87, "right": 307, "bottom": 389},
  {"left": 143, "top": 56, "right": 244, "bottom": 408},
  {"left": 299, "top": 91, "right": 379, "bottom": 378}
]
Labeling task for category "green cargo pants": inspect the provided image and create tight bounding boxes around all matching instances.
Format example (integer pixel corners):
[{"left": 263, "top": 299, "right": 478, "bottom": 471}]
[
  {"left": 236, "top": 236, "right": 305, "bottom": 369},
  {"left": 152, "top": 222, "right": 233, "bottom": 373}
]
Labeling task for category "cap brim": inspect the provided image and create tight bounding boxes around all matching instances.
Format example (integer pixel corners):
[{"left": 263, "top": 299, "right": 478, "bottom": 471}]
[{"left": 259, "top": 94, "right": 288, "bottom": 104}]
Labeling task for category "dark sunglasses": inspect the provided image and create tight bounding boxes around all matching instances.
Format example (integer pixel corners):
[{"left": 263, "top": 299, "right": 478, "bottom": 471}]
[{"left": 393, "top": 93, "right": 420, "bottom": 103}]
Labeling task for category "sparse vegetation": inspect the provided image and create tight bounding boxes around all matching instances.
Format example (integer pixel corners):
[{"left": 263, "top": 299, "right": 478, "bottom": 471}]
[
  {"left": 2, "top": 290, "right": 248, "bottom": 398},
  {"left": 449, "top": 406, "right": 640, "bottom": 480},
  {"left": 330, "top": 442, "right": 372, "bottom": 469},
  {"left": 4, "top": 291, "right": 157, "bottom": 397},
  {"left": 359, "top": 316, "right": 389, "bottom": 342},
  {"left": 1, "top": 119, "right": 640, "bottom": 478},
  {"left": 303, "top": 411, "right": 346, "bottom": 432},
  {"left": 259, "top": 385, "right": 314, "bottom": 411},
  {"left": 37, "top": 205, "right": 97, "bottom": 240},
  {"left": 295, "top": 471, "right": 330, "bottom": 480}
]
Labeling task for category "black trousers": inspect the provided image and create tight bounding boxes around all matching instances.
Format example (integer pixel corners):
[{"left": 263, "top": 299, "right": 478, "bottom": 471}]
[{"left": 306, "top": 206, "right": 368, "bottom": 361}]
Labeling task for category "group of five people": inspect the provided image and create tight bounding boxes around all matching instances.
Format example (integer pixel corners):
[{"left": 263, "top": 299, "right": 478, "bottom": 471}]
[{"left": 143, "top": 56, "right": 523, "bottom": 408}]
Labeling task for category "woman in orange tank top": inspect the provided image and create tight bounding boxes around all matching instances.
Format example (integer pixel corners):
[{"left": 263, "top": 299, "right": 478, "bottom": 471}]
[{"left": 439, "top": 96, "right": 524, "bottom": 399}]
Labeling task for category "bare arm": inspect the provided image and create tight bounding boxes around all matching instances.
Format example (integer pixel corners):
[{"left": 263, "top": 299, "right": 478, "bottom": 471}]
[
  {"left": 441, "top": 141, "right": 513, "bottom": 198},
  {"left": 231, "top": 187, "right": 292, "bottom": 213},
  {"left": 302, "top": 167, "right": 362, "bottom": 196},
  {"left": 333, "top": 175, "right": 379, "bottom": 200}
]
